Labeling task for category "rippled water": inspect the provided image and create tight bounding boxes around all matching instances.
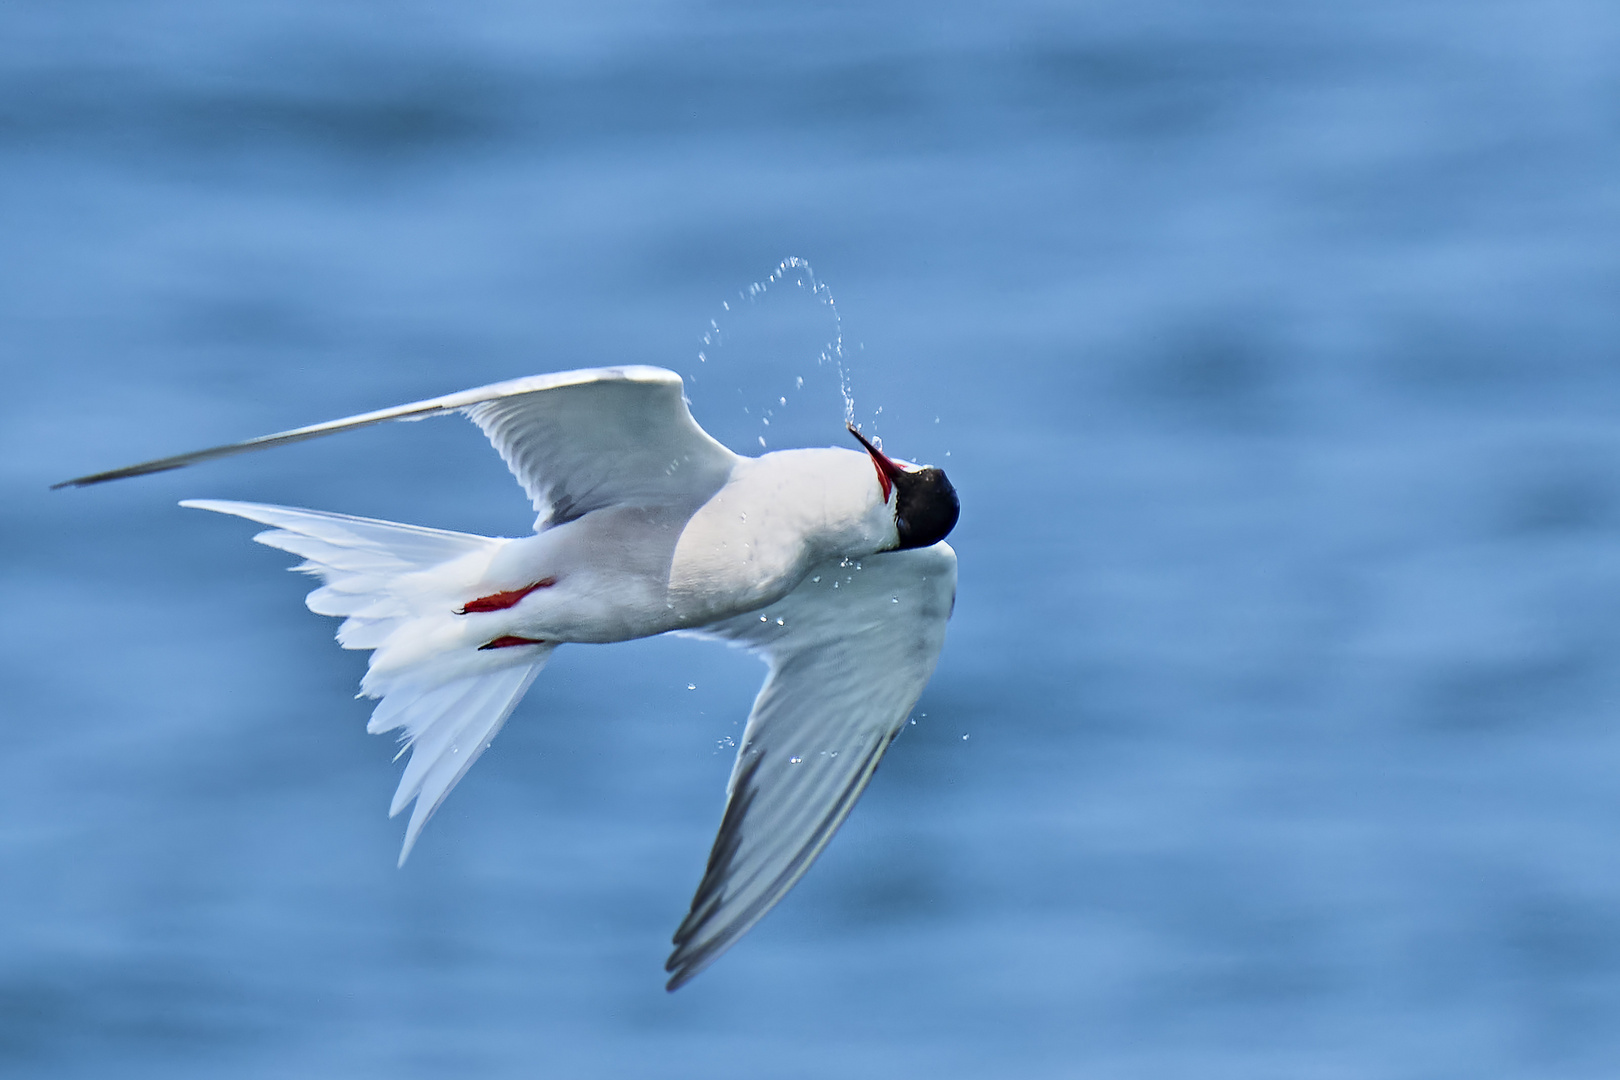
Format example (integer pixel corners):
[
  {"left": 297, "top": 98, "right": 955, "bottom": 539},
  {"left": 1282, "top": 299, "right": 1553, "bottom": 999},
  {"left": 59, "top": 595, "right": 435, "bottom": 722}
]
[{"left": 4, "top": 1, "right": 1620, "bottom": 1076}]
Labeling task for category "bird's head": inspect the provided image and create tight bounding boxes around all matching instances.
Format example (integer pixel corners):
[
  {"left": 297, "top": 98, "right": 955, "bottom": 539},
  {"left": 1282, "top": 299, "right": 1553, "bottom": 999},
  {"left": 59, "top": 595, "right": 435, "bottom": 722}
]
[{"left": 846, "top": 423, "right": 959, "bottom": 551}]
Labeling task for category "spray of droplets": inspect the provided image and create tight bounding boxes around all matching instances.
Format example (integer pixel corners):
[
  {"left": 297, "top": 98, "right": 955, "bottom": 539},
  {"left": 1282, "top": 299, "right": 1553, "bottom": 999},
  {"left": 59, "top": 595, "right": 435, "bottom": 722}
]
[{"left": 696, "top": 257, "right": 855, "bottom": 447}]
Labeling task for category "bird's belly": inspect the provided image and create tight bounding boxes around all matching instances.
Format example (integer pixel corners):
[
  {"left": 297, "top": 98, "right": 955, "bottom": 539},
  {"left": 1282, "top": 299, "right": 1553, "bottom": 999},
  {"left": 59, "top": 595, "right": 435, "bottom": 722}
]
[
  {"left": 452, "top": 488, "right": 848, "bottom": 647},
  {"left": 499, "top": 566, "right": 794, "bottom": 643},
  {"left": 507, "top": 571, "right": 686, "bottom": 643},
  {"left": 467, "top": 557, "right": 787, "bottom": 647},
  {"left": 661, "top": 492, "right": 817, "bottom": 621},
  {"left": 470, "top": 553, "right": 807, "bottom": 648}
]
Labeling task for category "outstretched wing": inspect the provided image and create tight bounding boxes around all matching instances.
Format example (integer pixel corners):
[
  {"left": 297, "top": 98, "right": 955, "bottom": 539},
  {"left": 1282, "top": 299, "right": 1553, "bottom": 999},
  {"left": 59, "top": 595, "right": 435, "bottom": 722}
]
[
  {"left": 666, "top": 542, "right": 958, "bottom": 990},
  {"left": 459, "top": 368, "right": 735, "bottom": 528},
  {"left": 55, "top": 366, "right": 738, "bottom": 530}
]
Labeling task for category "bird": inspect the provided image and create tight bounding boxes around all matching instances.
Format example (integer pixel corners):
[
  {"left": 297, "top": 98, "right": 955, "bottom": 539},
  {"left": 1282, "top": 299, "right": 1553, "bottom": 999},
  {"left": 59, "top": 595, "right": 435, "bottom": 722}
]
[{"left": 55, "top": 365, "right": 960, "bottom": 990}]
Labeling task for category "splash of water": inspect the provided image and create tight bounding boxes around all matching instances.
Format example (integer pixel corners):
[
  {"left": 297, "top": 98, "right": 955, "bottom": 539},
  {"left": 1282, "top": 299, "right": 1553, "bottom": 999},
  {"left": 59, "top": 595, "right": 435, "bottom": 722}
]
[
  {"left": 752, "top": 257, "right": 852, "bottom": 425},
  {"left": 697, "top": 257, "right": 856, "bottom": 445}
]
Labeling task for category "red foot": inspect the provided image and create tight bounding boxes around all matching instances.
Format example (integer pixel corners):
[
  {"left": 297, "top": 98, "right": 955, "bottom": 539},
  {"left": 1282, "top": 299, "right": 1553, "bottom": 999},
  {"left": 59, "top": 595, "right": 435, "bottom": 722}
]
[
  {"left": 479, "top": 635, "right": 547, "bottom": 650},
  {"left": 456, "top": 577, "right": 557, "bottom": 615}
]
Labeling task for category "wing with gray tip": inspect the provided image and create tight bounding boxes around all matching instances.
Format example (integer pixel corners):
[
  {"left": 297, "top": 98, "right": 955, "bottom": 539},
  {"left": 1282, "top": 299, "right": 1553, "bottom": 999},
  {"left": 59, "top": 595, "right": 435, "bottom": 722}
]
[
  {"left": 666, "top": 542, "right": 958, "bottom": 990},
  {"left": 55, "top": 366, "right": 738, "bottom": 531}
]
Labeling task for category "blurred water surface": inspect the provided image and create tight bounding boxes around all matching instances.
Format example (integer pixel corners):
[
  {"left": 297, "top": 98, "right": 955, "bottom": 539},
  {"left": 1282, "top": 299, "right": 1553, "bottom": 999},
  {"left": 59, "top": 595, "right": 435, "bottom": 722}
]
[{"left": 4, "top": 0, "right": 1620, "bottom": 1076}]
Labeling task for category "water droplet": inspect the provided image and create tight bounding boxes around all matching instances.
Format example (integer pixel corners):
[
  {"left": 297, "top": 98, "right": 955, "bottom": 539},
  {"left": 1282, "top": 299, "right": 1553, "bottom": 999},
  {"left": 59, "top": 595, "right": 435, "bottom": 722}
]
[
  {"left": 789, "top": 756, "right": 802, "bottom": 764},
  {"left": 962, "top": 733, "right": 970, "bottom": 741},
  {"left": 829, "top": 750, "right": 838, "bottom": 758},
  {"left": 760, "top": 615, "right": 769, "bottom": 622},
  {"left": 779, "top": 397, "right": 787, "bottom": 406},
  {"left": 758, "top": 436, "right": 766, "bottom": 448},
  {"left": 811, "top": 575, "right": 821, "bottom": 583},
  {"left": 795, "top": 376, "right": 804, "bottom": 389},
  {"left": 775, "top": 617, "right": 785, "bottom": 625},
  {"left": 687, "top": 683, "right": 696, "bottom": 691},
  {"left": 934, "top": 416, "right": 940, "bottom": 423},
  {"left": 762, "top": 417, "right": 770, "bottom": 426},
  {"left": 891, "top": 596, "right": 900, "bottom": 603}
]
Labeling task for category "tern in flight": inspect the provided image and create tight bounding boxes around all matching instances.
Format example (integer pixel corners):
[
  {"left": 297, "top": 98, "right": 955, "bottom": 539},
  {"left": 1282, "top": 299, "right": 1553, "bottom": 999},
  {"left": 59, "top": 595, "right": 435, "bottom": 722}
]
[{"left": 56, "top": 365, "right": 960, "bottom": 989}]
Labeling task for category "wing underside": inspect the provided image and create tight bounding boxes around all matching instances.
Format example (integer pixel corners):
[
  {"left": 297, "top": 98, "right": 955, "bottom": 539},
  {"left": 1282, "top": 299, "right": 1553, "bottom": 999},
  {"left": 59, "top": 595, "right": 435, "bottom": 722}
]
[
  {"left": 55, "top": 366, "right": 737, "bottom": 532},
  {"left": 666, "top": 542, "right": 957, "bottom": 990}
]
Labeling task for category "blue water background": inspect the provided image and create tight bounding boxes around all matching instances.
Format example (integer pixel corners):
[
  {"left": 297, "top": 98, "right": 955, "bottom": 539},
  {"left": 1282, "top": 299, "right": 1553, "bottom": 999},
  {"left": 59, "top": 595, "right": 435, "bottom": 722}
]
[{"left": 4, "top": 1, "right": 1620, "bottom": 1076}]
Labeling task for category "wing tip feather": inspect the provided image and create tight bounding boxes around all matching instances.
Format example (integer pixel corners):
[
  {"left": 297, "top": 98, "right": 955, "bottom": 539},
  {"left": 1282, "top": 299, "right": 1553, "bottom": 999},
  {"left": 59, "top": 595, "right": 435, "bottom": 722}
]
[
  {"left": 662, "top": 736, "right": 892, "bottom": 991},
  {"left": 49, "top": 366, "right": 689, "bottom": 492},
  {"left": 54, "top": 459, "right": 189, "bottom": 489}
]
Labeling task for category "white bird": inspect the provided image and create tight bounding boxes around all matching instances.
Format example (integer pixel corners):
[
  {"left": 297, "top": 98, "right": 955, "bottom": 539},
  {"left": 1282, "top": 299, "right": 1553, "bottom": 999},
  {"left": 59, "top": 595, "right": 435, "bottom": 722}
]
[{"left": 56, "top": 365, "right": 960, "bottom": 989}]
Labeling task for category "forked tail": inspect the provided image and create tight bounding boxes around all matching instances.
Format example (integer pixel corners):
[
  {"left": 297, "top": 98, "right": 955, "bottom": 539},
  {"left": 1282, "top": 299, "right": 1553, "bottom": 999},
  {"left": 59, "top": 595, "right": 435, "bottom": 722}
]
[{"left": 182, "top": 499, "right": 552, "bottom": 863}]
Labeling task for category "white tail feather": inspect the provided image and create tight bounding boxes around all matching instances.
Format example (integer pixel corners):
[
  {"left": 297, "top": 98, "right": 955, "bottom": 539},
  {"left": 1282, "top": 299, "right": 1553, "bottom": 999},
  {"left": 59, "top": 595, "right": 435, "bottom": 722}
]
[
  {"left": 385, "top": 663, "right": 546, "bottom": 864},
  {"left": 180, "top": 499, "right": 549, "bottom": 863}
]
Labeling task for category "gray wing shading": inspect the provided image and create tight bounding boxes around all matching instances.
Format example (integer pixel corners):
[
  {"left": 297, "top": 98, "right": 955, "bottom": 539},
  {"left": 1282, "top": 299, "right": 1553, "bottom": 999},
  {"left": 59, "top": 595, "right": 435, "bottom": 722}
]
[
  {"left": 665, "top": 541, "right": 958, "bottom": 990},
  {"left": 54, "top": 366, "right": 738, "bottom": 530},
  {"left": 459, "top": 368, "right": 735, "bottom": 528}
]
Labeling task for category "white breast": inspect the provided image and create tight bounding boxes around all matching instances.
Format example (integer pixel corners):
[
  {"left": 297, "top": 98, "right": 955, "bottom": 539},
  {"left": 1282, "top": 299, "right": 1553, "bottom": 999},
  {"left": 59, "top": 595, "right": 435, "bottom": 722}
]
[
  {"left": 667, "top": 448, "right": 895, "bottom": 618},
  {"left": 405, "top": 447, "right": 897, "bottom": 645}
]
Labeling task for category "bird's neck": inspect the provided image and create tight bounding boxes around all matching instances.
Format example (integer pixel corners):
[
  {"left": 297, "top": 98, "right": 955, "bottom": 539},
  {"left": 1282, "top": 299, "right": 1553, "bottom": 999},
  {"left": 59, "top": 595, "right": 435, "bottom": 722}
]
[{"left": 664, "top": 448, "right": 896, "bottom": 614}]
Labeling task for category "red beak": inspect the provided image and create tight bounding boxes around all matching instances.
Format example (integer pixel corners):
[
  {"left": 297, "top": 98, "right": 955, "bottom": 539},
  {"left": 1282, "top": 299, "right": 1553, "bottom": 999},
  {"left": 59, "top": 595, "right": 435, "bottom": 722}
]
[{"left": 846, "top": 423, "right": 905, "bottom": 503}]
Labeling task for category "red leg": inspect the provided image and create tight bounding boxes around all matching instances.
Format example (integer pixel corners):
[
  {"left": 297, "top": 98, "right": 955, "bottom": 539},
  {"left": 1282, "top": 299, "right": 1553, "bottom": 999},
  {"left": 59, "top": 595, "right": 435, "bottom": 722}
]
[
  {"left": 478, "top": 635, "right": 547, "bottom": 650},
  {"left": 456, "top": 577, "right": 557, "bottom": 615}
]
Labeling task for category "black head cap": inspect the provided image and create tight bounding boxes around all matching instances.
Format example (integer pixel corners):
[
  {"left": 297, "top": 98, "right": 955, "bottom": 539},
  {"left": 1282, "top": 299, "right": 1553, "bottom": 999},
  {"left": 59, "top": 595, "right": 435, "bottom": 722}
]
[
  {"left": 846, "top": 424, "right": 960, "bottom": 550},
  {"left": 893, "top": 465, "right": 960, "bottom": 549}
]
